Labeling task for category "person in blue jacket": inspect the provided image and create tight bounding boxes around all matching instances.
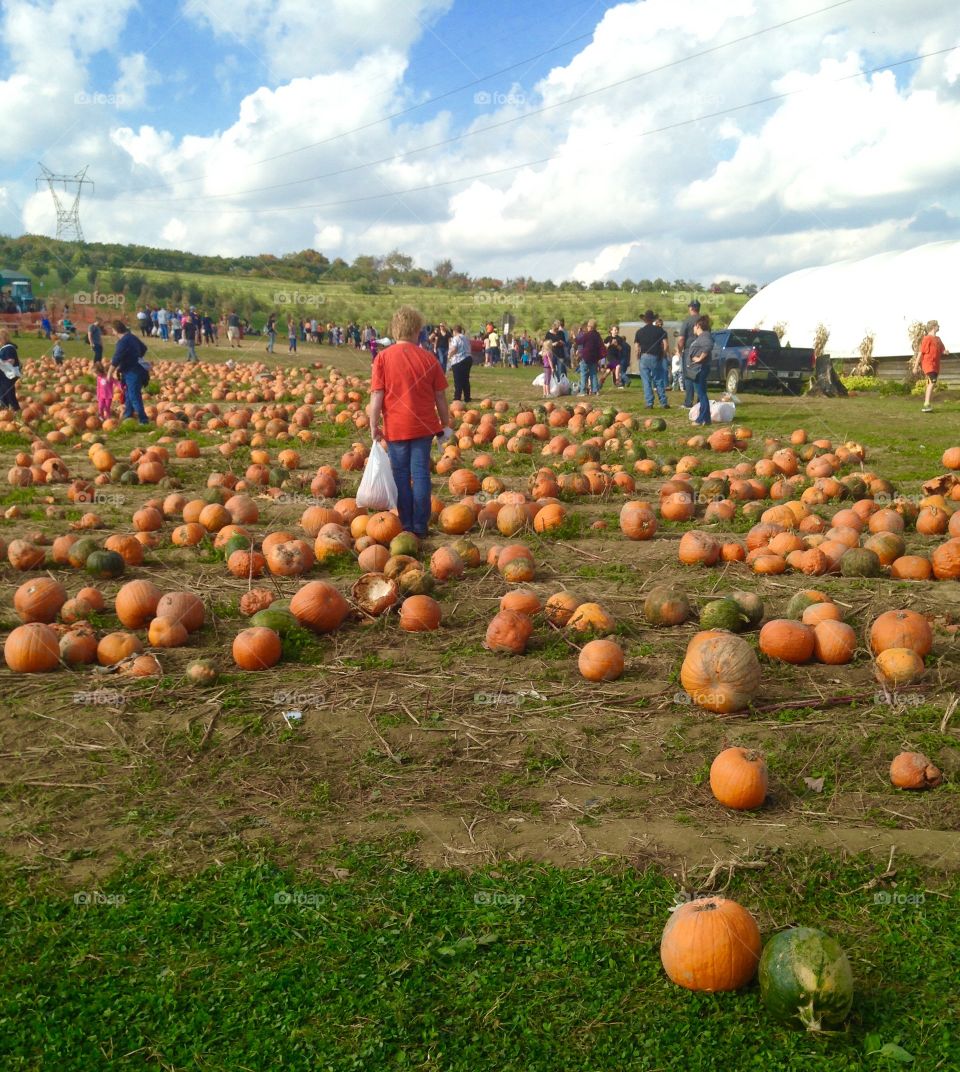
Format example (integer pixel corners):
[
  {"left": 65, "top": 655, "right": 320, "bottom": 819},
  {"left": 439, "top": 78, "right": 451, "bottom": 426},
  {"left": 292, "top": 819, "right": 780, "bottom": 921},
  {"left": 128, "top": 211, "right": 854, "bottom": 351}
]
[{"left": 109, "top": 320, "right": 150, "bottom": 424}]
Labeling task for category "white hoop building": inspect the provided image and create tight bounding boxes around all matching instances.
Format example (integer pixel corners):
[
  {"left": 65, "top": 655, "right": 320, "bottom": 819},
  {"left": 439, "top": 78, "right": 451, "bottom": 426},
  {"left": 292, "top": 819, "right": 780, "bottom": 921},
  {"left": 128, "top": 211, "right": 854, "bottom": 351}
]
[{"left": 729, "top": 242, "right": 958, "bottom": 360}]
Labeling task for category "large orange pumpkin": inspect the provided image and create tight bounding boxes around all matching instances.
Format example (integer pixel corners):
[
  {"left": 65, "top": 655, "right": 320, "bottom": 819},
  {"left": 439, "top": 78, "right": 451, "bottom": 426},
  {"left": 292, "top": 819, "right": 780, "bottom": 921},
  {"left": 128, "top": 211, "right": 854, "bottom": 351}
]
[
  {"left": 399, "top": 594, "right": 442, "bottom": 632},
  {"left": 484, "top": 610, "right": 533, "bottom": 653},
  {"left": 868, "top": 609, "right": 932, "bottom": 657},
  {"left": 13, "top": 578, "right": 67, "bottom": 623},
  {"left": 544, "top": 591, "right": 582, "bottom": 627},
  {"left": 812, "top": 620, "right": 857, "bottom": 665},
  {"left": 660, "top": 897, "right": 761, "bottom": 992},
  {"left": 567, "top": 602, "right": 615, "bottom": 635},
  {"left": 115, "top": 579, "right": 162, "bottom": 629},
  {"left": 620, "top": 501, "right": 658, "bottom": 540},
  {"left": 4, "top": 622, "right": 61, "bottom": 672},
  {"left": 931, "top": 538, "right": 960, "bottom": 580},
  {"left": 709, "top": 747, "right": 768, "bottom": 810},
  {"left": 680, "top": 631, "right": 761, "bottom": 713},
  {"left": 289, "top": 581, "right": 350, "bottom": 633},
  {"left": 97, "top": 631, "right": 143, "bottom": 666},
  {"left": 578, "top": 638, "right": 624, "bottom": 681},
  {"left": 155, "top": 591, "right": 205, "bottom": 633},
  {"left": 875, "top": 647, "right": 925, "bottom": 687},
  {"left": 233, "top": 627, "right": 282, "bottom": 671},
  {"left": 678, "top": 531, "right": 721, "bottom": 567},
  {"left": 890, "top": 751, "right": 943, "bottom": 789},
  {"left": 759, "top": 619, "right": 815, "bottom": 663}
]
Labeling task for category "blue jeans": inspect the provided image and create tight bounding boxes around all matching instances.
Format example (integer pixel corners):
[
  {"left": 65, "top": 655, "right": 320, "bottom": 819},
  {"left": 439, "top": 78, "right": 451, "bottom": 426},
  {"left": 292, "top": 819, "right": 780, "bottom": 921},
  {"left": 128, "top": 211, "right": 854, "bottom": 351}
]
[
  {"left": 159, "top": 324, "right": 168, "bottom": 340},
  {"left": 267, "top": 331, "right": 276, "bottom": 353},
  {"left": 619, "top": 352, "right": 631, "bottom": 386},
  {"left": 386, "top": 435, "right": 433, "bottom": 536},
  {"left": 186, "top": 342, "right": 198, "bottom": 362},
  {"left": 437, "top": 348, "right": 448, "bottom": 373},
  {"left": 655, "top": 358, "right": 669, "bottom": 399},
  {"left": 123, "top": 371, "right": 149, "bottom": 423},
  {"left": 692, "top": 361, "right": 712, "bottom": 424},
  {"left": 579, "top": 360, "right": 599, "bottom": 394},
  {"left": 639, "top": 354, "right": 667, "bottom": 406}
]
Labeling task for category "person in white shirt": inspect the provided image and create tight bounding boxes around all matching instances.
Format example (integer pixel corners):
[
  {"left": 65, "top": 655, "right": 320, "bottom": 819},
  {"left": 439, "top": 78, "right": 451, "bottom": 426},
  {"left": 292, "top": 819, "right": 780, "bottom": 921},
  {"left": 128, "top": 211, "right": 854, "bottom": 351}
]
[{"left": 484, "top": 328, "right": 500, "bottom": 367}]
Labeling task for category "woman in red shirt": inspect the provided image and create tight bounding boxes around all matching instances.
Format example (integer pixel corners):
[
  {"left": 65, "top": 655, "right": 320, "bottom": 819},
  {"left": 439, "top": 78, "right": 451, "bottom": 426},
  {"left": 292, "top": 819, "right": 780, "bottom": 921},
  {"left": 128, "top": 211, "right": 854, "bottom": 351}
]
[
  {"left": 920, "top": 320, "right": 946, "bottom": 413},
  {"left": 369, "top": 307, "right": 452, "bottom": 537}
]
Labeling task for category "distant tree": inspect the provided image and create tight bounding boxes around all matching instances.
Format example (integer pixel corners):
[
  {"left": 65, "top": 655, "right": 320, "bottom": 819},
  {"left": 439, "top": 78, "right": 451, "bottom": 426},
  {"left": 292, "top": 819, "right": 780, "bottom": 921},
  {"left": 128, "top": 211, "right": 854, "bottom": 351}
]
[
  {"left": 55, "top": 264, "right": 74, "bottom": 286},
  {"left": 604, "top": 280, "right": 619, "bottom": 290},
  {"left": 434, "top": 258, "right": 454, "bottom": 281},
  {"left": 589, "top": 280, "right": 605, "bottom": 290},
  {"left": 86, "top": 267, "right": 98, "bottom": 287}
]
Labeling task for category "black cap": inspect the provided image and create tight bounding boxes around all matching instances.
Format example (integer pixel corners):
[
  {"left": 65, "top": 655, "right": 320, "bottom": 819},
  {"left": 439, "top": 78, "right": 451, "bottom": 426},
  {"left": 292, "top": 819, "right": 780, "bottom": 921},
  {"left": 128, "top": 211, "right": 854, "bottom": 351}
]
[
  {"left": 643, "top": 310, "right": 655, "bottom": 321},
  {"left": 689, "top": 300, "right": 701, "bottom": 311}
]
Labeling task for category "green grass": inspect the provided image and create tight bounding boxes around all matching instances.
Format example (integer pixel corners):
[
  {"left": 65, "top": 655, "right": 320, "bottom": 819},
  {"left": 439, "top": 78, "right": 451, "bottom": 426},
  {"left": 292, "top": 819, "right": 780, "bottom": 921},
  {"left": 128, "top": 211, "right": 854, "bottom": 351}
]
[{"left": 1, "top": 845, "right": 957, "bottom": 1070}]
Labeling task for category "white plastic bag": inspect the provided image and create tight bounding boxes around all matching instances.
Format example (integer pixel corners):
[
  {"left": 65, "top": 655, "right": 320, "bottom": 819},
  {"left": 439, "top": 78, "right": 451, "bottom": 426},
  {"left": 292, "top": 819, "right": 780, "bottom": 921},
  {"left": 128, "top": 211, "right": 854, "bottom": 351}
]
[
  {"left": 532, "top": 372, "right": 545, "bottom": 387},
  {"left": 710, "top": 399, "right": 736, "bottom": 423},
  {"left": 556, "top": 373, "right": 571, "bottom": 396},
  {"left": 356, "top": 441, "right": 397, "bottom": 510}
]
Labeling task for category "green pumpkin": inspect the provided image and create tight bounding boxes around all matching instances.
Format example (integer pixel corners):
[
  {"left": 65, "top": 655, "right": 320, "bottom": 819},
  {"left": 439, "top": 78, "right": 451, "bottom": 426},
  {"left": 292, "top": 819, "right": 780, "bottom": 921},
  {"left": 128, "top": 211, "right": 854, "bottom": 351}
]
[
  {"left": 730, "top": 590, "right": 764, "bottom": 628},
  {"left": 398, "top": 567, "right": 434, "bottom": 596},
  {"left": 632, "top": 445, "right": 647, "bottom": 461},
  {"left": 110, "top": 462, "right": 131, "bottom": 481},
  {"left": 840, "top": 547, "right": 881, "bottom": 577},
  {"left": 647, "top": 417, "right": 667, "bottom": 432},
  {"left": 118, "top": 470, "right": 140, "bottom": 486},
  {"left": 249, "top": 607, "right": 299, "bottom": 636},
  {"left": 224, "top": 532, "right": 254, "bottom": 559},
  {"left": 573, "top": 443, "right": 602, "bottom": 465},
  {"left": 389, "top": 532, "right": 421, "bottom": 558},
  {"left": 67, "top": 537, "right": 101, "bottom": 569},
  {"left": 699, "top": 597, "right": 749, "bottom": 633},
  {"left": 85, "top": 549, "right": 125, "bottom": 579},
  {"left": 758, "top": 927, "right": 854, "bottom": 1031},
  {"left": 201, "top": 486, "right": 227, "bottom": 505}
]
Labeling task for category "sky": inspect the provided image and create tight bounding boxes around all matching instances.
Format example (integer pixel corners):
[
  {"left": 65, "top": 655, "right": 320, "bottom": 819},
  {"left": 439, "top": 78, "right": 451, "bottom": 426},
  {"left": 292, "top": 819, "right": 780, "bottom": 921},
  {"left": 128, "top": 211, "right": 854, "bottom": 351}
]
[{"left": 1, "top": 0, "right": 958, "bottom": 286}]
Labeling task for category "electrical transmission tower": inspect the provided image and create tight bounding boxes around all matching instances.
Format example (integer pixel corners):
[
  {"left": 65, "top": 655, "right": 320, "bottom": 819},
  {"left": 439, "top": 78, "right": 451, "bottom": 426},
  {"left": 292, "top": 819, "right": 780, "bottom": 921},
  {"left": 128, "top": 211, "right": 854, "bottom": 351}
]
[{"left": 36, "top": 164, "right": 94, "bottom": 243}]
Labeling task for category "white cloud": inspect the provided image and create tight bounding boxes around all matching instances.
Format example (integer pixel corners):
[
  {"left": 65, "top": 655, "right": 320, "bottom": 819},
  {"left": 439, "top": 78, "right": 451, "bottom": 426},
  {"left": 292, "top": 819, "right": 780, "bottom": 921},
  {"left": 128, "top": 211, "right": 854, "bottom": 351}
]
[
  {"left": 113, "top": 53, "right": 159, "bottom": 111},
  {"left": 6, "top": 0, "right": 960, "bottom": 290}
]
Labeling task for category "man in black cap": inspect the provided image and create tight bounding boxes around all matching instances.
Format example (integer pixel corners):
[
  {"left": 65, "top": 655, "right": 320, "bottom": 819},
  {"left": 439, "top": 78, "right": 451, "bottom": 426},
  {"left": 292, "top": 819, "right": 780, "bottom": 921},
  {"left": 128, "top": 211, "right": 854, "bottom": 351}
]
[
  {"left": 676, "top": 300, "right": 702, "bottom": 407},
  {"left": 634, "top": 310, "right": 669, "bottom": 408}
]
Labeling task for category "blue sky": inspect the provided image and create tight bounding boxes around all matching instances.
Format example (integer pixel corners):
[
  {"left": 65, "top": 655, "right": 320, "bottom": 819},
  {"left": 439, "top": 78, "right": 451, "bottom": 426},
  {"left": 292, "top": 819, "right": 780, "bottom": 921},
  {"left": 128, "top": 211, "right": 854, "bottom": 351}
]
[{"left": 1, "top": 0, "right": 958, "bottom": 284}]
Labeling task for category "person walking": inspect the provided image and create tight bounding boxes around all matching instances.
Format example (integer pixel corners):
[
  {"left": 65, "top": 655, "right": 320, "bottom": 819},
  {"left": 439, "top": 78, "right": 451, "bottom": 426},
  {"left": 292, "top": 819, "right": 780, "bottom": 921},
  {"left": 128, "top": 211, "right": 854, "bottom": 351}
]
[
  {"left": 265, "top": 313, "right": 277, "bottom": 353},
  {"left": 540, "top": 341, "right": 555, "bottom": 398},
  {"left": 434, "top": 322, "right": 452, "bottom": 371},
  {"left": 182, "top": 314, "right": 199, "bottom": 362},
  {"left": 110, "top": 321, "right": 150, "bottom": 425},
  {"left": 287, "top": 317, "right": 297, "bottom": 353},
  {"left": 634, "top": 310, "right": 669, "bottom": 408},
  {"left": 603, "top": 325, "right": 628, "bottom": 389},
  {"left": 136, "top": 307, "right": 150, "bottom": 337},
  {"left": 578, "top": 319, "right": 604, "bottom": 395},
  {"left": 368, "top": 306, "right": 451, "bottom": 538},
  {"left": 687, "top": 316, "right": 715, "bottom": 426},
  {"left": 920, "top": 320, "right": 946, "bottom": 413},
  {"left": 87, "top": 316, "right": 104, "bottom": 365},
  {"left": 0, "top": 330, "right": 22, "bottom": 411},
  {"left": 676, "top": 300, "right": 702, "bottom": 408},
  {"left": 484, "top": 325, "right": 501, "bottom": 367},
  {"left": 157, "top": 305, "right": 169, "bottom": 341},
  {"left": 448, "top": 324, "right": 473, "bottom": 402},
  {"left": 94, "top": 362, "right": 116, "bottom": 420}
]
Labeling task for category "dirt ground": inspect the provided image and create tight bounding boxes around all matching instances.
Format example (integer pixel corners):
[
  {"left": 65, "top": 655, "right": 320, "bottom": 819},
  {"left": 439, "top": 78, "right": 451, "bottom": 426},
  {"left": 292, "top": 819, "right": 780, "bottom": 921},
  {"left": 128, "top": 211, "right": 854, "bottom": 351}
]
[{"left": 1, "top": 341, "right": 959, "bottom": 887}]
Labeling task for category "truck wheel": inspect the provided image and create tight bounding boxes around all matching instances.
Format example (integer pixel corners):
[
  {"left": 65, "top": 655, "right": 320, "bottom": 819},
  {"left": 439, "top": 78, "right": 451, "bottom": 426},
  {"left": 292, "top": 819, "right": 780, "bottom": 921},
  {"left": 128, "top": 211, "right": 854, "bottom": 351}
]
[{"left": 724, "top": 367, "right": 741, "bottom": 394}]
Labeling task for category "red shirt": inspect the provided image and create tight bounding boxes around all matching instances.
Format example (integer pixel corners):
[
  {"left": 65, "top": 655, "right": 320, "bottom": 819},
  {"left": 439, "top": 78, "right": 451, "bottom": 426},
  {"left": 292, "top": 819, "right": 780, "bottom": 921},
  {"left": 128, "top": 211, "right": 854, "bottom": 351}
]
[
  {"left": 920, "top": 334, "right": 945, "bottom": 375},
  {"left": 371, "top": 342, "right": 447, "bottom": 441}
]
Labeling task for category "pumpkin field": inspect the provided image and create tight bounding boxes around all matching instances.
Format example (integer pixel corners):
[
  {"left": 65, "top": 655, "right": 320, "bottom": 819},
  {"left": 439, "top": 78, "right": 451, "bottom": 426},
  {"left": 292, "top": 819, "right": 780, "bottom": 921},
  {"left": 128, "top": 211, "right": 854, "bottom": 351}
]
[{"left": 1, "top": 335, "right": 959, "bottom": 1069}]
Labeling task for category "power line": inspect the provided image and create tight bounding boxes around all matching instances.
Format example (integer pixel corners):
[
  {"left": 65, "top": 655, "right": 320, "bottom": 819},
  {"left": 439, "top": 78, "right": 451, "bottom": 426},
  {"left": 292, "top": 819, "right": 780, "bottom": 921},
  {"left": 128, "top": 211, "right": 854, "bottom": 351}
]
[
  {"left": 108, "top": 30, "right": 599, "bottom": 197},
  {"left": 103, "top": 44, "right": 954, "bottom": 218},
  {"left": 109, "top": 0, "right": 854, "bottom": 203}
]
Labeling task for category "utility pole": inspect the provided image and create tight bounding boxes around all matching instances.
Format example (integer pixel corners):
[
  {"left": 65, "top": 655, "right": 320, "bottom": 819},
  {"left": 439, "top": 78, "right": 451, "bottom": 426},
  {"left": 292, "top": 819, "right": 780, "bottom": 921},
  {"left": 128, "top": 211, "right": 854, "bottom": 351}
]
[{"left": 36, "top": 164, "right": 94, "bottom": 242}]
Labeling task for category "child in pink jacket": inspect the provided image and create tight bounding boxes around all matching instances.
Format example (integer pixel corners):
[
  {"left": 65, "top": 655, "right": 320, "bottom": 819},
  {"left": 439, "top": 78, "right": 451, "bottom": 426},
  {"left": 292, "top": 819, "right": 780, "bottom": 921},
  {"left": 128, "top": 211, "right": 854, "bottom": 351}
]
[{"left": 95, "top": 363, "right": 116, "bottom": 419}]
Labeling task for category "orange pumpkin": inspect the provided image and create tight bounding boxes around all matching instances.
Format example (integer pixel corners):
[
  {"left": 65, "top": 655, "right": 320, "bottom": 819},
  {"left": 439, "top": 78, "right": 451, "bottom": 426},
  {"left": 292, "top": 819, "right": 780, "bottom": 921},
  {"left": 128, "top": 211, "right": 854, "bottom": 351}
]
[
  {"left": 544, "top": 591, "right": 582, "bottom": 627},
  {"left": 59, "top": 626, "right": 99, "bottom": 667},
  {"left": 890, "top": 555, "right": 933, "bottom": 581},
  {"left": 438, "top": 504, "right": 475, "bottom": 535},
  {"left": 812, "top": 620, "right": 857, "bottom": 665},
  {"left": 619, "top": 501, "right": 658, "bottom": 540},
  {"left": 931, "top": 537, "right": 960, "bottom": 580},
  {"left": 680, "top": 631, "right": 761, "bottom": 713},
  {"left": 889, "top": 751, "right": 943, "bottom": 790},
  {"left": 578, "top": 638, "right": 624, "bottom": 681},
  {"left": 660, "top": 897, "right": 761, "bottom": 992},
  {"left": 399, "top": 594, "right": 442, "bottom": 632},
  {"left": 500, "top": 590, "right": 542, "bottom": 616},
  {"left": 868, "top": 609, "right": 932, "bottom": 657},
  {"left": 155, "top": 591, "right": 205, "bottom": 633},
  {"left": 677, "top": 531, "right": 721, "bottom": 567},
  {"left": 115, "top": 580, "right": 162, "bottom": 629},
  {"left": 366, "top": 511, "right": 403, "bottom": 545},
  {"left": 484, "top": 610, "right": 533, "bottom": 654},
  {"left": 148, "top": 616, "right": 190, "bottom": 648},
  {"left": 97, "top": 631, "right": 143, "bottom": 666},
  {"left": 4, "top": 622, "right": 61, "bottom": 672},
  {"left": 875, "top": 647, "right": 925, "bottom": 687},
  {"left": 759, "top": 619, "right": 815, "bottom": 663},
  {"left": 567, "top": 602, "right": 615, "bottom": 635},
  {"left": 289, "top": 581, "right": 350, "bottom": 633},
  {"left": 709, "top": 747, "right": 768, "bottom": 810},
  {"left": 13, "top": 578, "right": 67, "bottom": 623},
  {"left": 232, "top": 627, "right": 282, "bottom": 671}
]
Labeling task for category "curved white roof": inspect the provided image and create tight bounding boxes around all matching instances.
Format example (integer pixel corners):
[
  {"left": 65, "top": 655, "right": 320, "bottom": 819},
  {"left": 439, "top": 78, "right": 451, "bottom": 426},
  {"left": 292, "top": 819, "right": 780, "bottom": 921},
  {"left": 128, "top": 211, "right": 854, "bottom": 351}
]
[{"left": 729, "top": 242, "right": 958, "bottom": 359}]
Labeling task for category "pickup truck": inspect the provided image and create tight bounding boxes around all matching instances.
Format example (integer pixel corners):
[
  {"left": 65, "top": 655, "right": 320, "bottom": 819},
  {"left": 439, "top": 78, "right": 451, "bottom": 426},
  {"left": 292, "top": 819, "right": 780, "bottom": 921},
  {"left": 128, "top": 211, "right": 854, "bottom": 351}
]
[{"left": 705, "top": 329, "right": 817, "bottom": 394}]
